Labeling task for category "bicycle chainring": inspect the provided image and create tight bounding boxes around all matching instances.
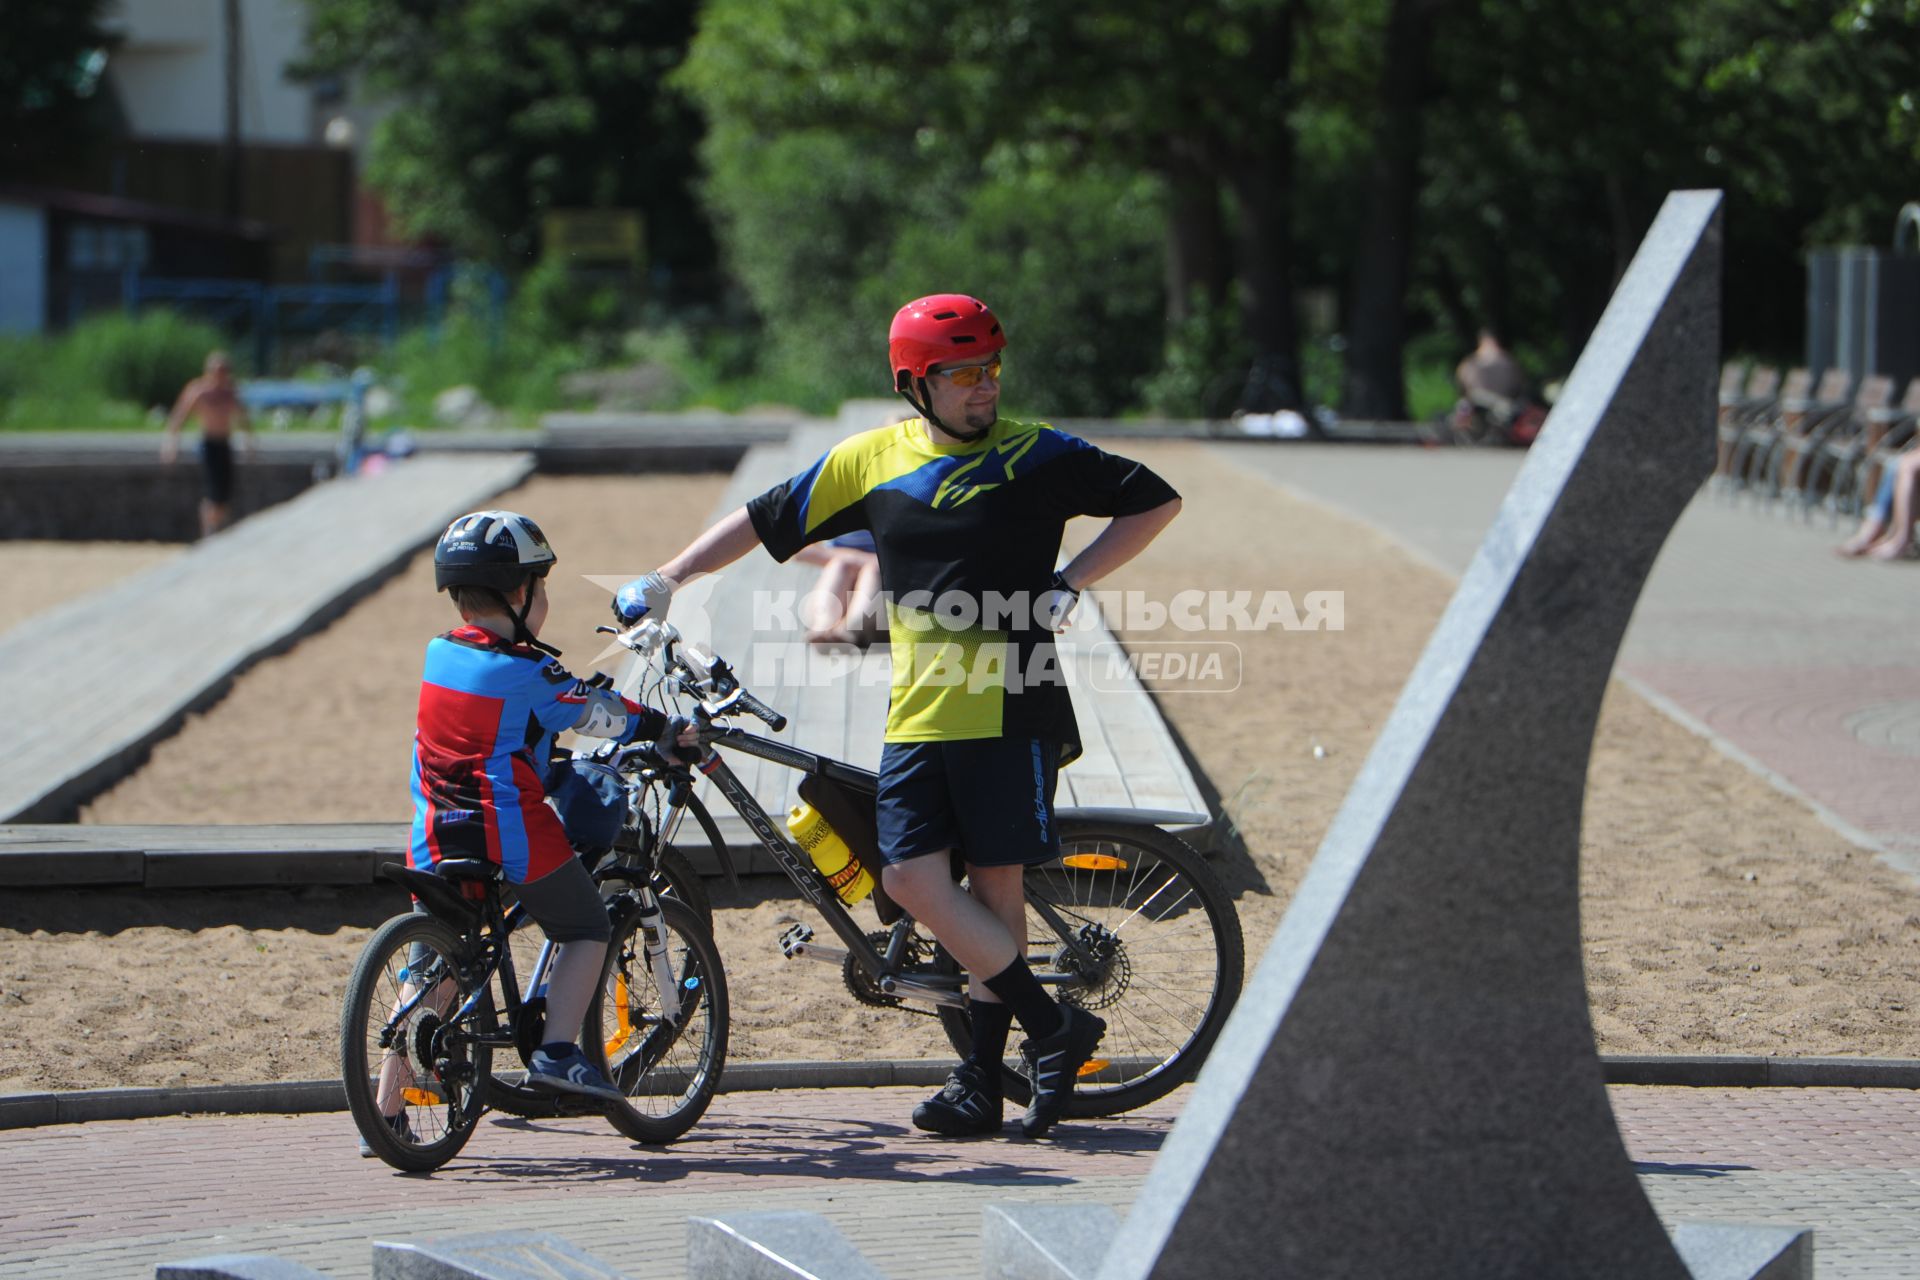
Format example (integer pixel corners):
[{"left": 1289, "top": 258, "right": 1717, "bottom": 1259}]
[{"left": 843, "top": 930, "right": 937, "bottom": 1015}]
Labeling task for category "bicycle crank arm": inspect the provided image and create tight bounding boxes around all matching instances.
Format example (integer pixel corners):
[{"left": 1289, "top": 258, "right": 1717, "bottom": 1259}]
[
  {"left": 778, "top": 921, "right": 847, "bottom": 966},
  {"left": 787, "top": 940, "right": 849, "bottom": 966}
]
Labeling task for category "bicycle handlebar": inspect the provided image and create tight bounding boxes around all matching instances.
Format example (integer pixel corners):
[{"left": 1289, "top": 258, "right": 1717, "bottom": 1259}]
[
  {"left": 597, "top": 619, "right": 787, "bottom": 732},
  {"left": 735, "top": 689, "right": 787, "bottom": 732}
]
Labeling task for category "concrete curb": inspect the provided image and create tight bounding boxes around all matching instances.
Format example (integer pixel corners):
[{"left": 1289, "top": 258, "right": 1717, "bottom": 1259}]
[
  {"left": 3, "top": 1055, "right": 1915, "bottom": 1131},
  {"left": 0, "top": 1059, "right": 956, "bottom": 1131}
]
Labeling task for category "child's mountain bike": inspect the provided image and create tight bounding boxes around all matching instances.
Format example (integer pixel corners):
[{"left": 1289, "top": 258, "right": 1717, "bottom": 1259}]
[{"left": 341, "top": 831, "right": 728, "bottom": 1172}]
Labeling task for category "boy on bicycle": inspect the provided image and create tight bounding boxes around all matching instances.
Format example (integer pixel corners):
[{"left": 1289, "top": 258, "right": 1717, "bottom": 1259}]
[{"left": 368, "top": 509, "right": 693, "bottom": 1148}]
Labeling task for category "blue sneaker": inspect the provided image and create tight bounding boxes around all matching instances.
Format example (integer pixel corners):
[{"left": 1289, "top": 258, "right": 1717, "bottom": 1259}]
[{"left": 528, "top": 1044, "right": 626, "bottom": 1103}]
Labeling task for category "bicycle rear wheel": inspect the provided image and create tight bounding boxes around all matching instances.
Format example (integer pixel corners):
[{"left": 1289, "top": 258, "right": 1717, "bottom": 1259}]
[
  {"left": 939, "top": 822, "right": 1244, "bottom": 1118},
  {"left": 341, "top": 913, "right": 492, "bottom": 1171},
  {"left": 585, "top": 895, "right": 729, "bottom": 1144}
]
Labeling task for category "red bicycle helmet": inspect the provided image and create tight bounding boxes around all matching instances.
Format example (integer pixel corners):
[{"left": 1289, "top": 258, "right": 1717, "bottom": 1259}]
[{"left": 888, "top": 294, "right": 1006, "bottom": 391}]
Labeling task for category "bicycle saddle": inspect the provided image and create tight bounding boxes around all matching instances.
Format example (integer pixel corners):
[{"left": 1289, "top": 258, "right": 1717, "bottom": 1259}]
[{"left": 377, "top": 860, "right": 496, "bottom": 924}]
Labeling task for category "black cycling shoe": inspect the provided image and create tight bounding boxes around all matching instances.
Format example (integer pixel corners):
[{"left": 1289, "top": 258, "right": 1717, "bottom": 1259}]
[
  {"left": 911, "top": 1062, "right": 1004, "bottom": 1137},
  {"left": 1019, "top": 1005, "right": 1106, "bottom": 1138}
]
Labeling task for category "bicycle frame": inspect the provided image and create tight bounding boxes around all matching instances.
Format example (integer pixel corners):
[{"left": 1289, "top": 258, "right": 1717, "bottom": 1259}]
[
  {"left": 660, "top": 726, "right": 1104, "bottom": 1009},
  {"left": 383, "top": 878, "right": 685, "bottom": 1064}
]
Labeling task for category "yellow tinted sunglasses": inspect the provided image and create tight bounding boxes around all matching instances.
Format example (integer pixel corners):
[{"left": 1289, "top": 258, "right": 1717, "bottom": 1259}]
[{"left": 933, "top": 356, "right": 1002, "bottom": 388}]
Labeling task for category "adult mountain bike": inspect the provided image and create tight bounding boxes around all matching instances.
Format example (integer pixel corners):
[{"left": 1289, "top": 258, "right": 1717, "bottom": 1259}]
[
  {"left": 341, "top": 836, "right": 728, "bottom": 1171},
  {"left": 594, "top": 619, "right": 1245, "bottom": 1117}
]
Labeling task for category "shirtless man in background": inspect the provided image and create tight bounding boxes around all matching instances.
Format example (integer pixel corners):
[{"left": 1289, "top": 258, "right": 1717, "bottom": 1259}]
[{"left": 161, "top": 351, "right": 253, "bottom": 537}]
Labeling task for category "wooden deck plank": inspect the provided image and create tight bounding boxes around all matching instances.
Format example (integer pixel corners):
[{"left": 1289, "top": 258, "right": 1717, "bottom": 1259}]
[{"left": 0, "top": 455, "right": 535, "bottom": 824}]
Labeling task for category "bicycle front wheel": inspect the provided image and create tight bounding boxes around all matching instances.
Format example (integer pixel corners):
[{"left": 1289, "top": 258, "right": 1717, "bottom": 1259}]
[
  {"left": 940, "top": 822, "right": 1244, "bottom": 1118},
  {"left": 584, "top": 895, "right": 729, "bottom": 1144},
  {"left": 341, "top": 913, "right": 493, "bottom": 1172}
]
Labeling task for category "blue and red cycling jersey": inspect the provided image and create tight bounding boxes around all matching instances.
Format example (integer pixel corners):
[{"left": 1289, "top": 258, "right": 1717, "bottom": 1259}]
[{"left": 409, "top": 625, "right": 665, "bottom": 883}]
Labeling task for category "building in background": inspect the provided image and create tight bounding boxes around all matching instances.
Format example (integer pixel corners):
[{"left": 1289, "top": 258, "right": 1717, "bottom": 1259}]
[{"left": 2, "top": 0, "right": 409, "bottom": 339}]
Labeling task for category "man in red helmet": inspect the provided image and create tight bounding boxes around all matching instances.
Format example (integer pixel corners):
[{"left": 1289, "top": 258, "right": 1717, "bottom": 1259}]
[{"left": 616, "top": 293, "right": 1181, "bottom": 1138}]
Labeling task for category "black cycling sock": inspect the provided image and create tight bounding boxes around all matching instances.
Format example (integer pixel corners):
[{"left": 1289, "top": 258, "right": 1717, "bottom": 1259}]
[
  {"left": 966, "top": 998, "right": 1015, "bottom": 1073},
  {"left": 982, "top": 958, "right": 1063, "bottom": 1039}
]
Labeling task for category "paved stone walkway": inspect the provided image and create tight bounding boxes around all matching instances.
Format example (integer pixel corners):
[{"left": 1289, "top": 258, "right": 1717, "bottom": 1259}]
[{"left": 2, "top": 1085, "right": 1917, "bottom": 1278}]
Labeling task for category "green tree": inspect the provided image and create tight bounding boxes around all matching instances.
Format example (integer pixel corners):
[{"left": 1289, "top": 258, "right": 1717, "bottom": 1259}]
[
  {"left": 1408, "top": 0, "right": 1920, "bottom": 382},
  {"left": 681, "top": 0, "right": 1320, "bottom": 417},
  {"left": 297, "top": 0, "right": 714, "bottom": 284},
  {"left": 0, "top": 0, "right": 117, "bottom": 175}
]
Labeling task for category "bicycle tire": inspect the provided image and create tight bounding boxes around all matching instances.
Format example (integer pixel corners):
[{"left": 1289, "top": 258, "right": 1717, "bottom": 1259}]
[
  {"left": 341, "top": 913, "right": 492, "bottom": 1172},
  {"left": 651, "top": 843, "right": 713, "bottom": 926},
  {"left": 938, "top": 821, "right": 1244, "bottom": 1118},
  {"left": 585, "top": 894, "right": 729, "bottom": 1144}
]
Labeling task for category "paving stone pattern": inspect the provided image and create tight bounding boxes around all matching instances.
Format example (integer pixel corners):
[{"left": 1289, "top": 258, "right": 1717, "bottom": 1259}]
[{"left": 1, "top": 1086, "right": 1917, "bottom": 1279}]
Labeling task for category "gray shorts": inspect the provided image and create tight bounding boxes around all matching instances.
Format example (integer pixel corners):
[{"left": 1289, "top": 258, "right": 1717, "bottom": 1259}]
[{"left": 512, "top": 854, "right": 611, "bottom": 943}]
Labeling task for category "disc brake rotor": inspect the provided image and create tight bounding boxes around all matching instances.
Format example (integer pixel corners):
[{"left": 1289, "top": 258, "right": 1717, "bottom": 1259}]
[{"left": 1056, "top": 924, "right": 1130, "bottom": 1012}]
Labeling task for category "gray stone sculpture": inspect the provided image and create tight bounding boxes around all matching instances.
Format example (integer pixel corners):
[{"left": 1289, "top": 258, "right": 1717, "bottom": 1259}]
[
  {"left": 1672, "top": 1223, "right": 1814, "bottom": 1280},
  {"left": 156, "top": 1257, "right": 331, "bottom": 1280},
  {"left": 1094, "top": 190, "right": 1789, "bottom": 1279},
  {"left": 687, "top": 1211, "right": 888, "bottom": 1280},
  {"left": 371, "top": 1230, "right": 627, "bottom": 1279},
  {"left": 982, "top": 1204, "right": 1121, "bottom": 1280}
]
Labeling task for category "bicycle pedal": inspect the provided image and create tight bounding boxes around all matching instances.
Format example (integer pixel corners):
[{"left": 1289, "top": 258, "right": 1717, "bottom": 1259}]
[{"left": 778, "top": 922, "right": 814, "bottom": 958}]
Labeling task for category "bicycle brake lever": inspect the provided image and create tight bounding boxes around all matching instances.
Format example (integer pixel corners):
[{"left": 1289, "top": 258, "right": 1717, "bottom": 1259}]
[{"left": 701, "top": 688, "right": 746, "bottom": 719}]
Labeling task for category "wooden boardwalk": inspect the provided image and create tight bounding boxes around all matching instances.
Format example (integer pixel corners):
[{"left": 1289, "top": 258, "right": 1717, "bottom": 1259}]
[
  {"left": 647, "top": 405, "right": 1209, "bottom": 866},
  {"left": 4, "top": 411, "right": 1208, "bottom": 885},
  {"left": 0, "top": 454, "right": 534, "bottom": 824}
]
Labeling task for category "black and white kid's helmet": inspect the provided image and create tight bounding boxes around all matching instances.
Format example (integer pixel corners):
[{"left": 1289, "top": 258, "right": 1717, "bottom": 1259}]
[{"left": 433, "top": 510, "right": 557, "bottom": 593}]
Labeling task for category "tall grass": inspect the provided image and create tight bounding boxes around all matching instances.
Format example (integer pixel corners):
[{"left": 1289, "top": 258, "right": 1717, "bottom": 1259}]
[{"left": 0, "top": 310, "right": 230, "bottom": 430}]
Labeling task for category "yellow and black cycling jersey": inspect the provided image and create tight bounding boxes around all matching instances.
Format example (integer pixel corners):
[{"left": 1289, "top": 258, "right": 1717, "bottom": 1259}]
[{"left": 746, "top": 416, "right": 1179, "bottom": 760}]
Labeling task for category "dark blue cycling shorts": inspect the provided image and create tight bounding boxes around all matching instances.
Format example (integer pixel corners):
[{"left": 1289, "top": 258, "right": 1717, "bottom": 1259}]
[{"left": 876, "top": 737, "right": 1061, "bottom": 868}]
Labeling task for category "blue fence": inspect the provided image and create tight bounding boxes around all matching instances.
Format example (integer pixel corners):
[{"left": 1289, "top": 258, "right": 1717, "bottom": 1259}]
[{"left": 118, "top": 258, "right": 507, "bottom": 371}]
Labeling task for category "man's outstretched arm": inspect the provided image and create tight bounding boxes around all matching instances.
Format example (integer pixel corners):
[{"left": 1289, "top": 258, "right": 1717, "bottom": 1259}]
[
  {"left": 615, "top": 506, "right": 764, "bottom": 624},
  {"left": 659, "top": 505, "right": 762, "bottom": 584}
]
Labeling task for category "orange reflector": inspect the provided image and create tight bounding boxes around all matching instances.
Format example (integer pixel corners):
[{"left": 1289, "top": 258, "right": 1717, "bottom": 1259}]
[
  {"left": 604, "top": 974, "right": 634, "bottom": 1057},
  {"left": 1062, "top": 854, "right": 1128, "bottom": 871},
  {"left": 401, "top": 1087, "right": 438, "bottom": 1106},
  {"left": 1077, "top": 1059, "right": 1110, "bottom": 1077}
]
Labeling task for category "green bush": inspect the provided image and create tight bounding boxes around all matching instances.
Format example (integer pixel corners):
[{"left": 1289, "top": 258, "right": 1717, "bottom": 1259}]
[
  {"left": 379, "top": 273, "right": 597, "bottom": 423},
  {"left": 55, "top": 309, "right": 231, "bottom": 411},
  {"left": 872, "top": 156, "right": 1165, "bottom": 420},
  {"left": 0, "top": 309, "right": 230, "bottom": 429},
  {"left": 1404, "top": 331, "right": 1464, "bottom": 422},
  {"left": 1142, "top": 290, "right": 1251, "bottom": 419},
  {"left": 695, "top": 128, "right": 1166, "bottom": 418}
]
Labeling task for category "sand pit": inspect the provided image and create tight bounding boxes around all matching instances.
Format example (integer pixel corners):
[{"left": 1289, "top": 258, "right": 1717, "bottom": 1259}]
[{"left": 3, "top": 448, "right": 1915, "bottom": 1095}]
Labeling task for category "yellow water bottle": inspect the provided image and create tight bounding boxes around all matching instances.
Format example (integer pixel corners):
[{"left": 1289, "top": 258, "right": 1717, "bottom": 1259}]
[{"left": 787, "top": 801, "right": 875, "bottom": 905}]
